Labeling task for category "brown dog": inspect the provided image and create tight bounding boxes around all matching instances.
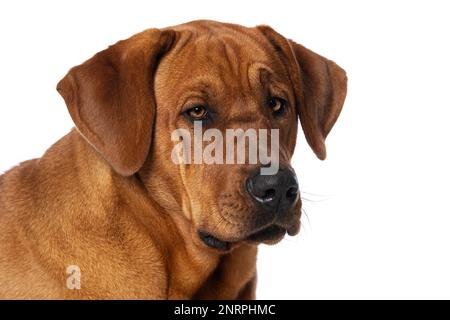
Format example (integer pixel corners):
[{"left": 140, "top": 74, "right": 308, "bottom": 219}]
[{"left": 0, "top": 20, "right": 346, "bottom": 299}]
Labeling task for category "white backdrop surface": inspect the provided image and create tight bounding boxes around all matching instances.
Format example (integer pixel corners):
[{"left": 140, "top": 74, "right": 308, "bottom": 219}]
[{"left": 1, "top": 0, "right": 449, "bottom": 299}]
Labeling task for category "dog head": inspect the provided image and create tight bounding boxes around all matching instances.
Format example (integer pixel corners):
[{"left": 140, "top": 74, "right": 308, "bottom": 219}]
[{"left": 57, "top": 20, "right": 347, "bottom": 252}]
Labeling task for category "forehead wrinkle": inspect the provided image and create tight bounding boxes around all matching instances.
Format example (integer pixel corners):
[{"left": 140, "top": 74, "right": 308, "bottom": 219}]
[
  {"left": 200, "top": 36, "right": 242, "bottom": 89},
  {"left": 246, "top": 62, "right": 274, "bottom": 93},
  {"left": 222, "top": 35, "right": 271, "bottom": 92},
  {"left": 221, "top": 39, "right": 240, "bottom": 78},
  {"left": 201, "top": 33, "right": 271, "bottom": 90},
  {"left": 171, "top": 28, "right": 275, "bottom": 87},
  {"left": 176, "top": 79, "right": 214, "bottom": 103},
  {"left": 169, "top": 30, "right": 194, "bottom": 59},
  {"left": 162, "top": 28, "right": 287, "bottom": 113}
]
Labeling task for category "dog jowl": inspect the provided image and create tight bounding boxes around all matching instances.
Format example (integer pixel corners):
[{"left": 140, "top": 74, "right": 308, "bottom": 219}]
[{"left": 0, "top": 20, "right": 347, "bottom": 299}]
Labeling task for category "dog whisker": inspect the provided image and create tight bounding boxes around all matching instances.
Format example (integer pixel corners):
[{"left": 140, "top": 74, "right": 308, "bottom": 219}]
[
  {"left": 299, "top": 188, "right": 332, "bottom": 203},
  {"left": 300, "top": 207, "right": 311, "bottom": 230},
  {"left": 301, "top": 196, "right": 325, "bottom": 203}
]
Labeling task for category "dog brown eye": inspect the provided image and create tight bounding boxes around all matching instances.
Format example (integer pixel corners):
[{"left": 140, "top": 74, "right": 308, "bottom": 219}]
[
  {"left": 268, "top": 97, "right": 287, "bottom": 115},
  {"left": 187, "top": 105, "right": 208, "bottom": 120}
]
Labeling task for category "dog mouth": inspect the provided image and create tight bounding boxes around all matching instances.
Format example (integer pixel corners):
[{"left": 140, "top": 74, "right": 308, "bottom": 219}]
[
  {"left": 246, "top": 225, "right": 286, "bottom": 243},
  {"left": 198, "top": 225, "right": 287, "bottom": 251},
  {"left": 198, "top": 231, "right": 232, "bottom": 251}
]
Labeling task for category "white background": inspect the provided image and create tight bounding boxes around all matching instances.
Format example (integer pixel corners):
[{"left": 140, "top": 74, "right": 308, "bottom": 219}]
[{"left": 1, "top": 0, "right": 450, "bottom": 299}]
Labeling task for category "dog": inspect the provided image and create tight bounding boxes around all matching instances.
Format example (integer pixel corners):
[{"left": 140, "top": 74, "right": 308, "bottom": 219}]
[{"left": 0, "top": 20, "right": 347, "bottom": 299}]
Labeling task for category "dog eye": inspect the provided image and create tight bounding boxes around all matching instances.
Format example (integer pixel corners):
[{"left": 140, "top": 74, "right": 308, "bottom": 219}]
[
  {"left": 186, "top": 105, "right": 208, "bottom": 121},
  {"left": 268, "top": 97, "right": 287, "bottom": 116}
]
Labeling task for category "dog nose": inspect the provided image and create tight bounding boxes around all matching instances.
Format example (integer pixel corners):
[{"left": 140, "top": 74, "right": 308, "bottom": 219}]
[{"left": 246, "top": 167, "right": 299, "bottom": 211}]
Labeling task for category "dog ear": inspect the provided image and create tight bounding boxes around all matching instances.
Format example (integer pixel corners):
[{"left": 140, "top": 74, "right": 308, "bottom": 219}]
[
  {"left": 257, "top": 26, "right": 347, "bottom": 160},
  {"left": 57, "top": 29, "right": 176, "bottom": 176}
]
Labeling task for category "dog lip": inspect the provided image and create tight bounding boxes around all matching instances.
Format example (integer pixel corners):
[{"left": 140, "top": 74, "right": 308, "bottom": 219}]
[
  {"left": 198, "top": 230, "right": 231, "bottom": 251},
  {"left": 286, "top": 223, "right": 300, "bottom": 236},
  {"left": 198, "top": 224, "right": 291, "bottom": 250}
]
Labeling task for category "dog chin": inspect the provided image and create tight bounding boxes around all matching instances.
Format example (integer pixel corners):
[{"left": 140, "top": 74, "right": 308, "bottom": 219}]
[{"left": 245, "top": 225, "right": 287, "bottom": 244}]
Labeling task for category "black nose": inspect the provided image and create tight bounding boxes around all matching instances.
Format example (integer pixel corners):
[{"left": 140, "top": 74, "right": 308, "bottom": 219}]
[{"left": 246, "top": 167, "right": 299, "bottom": 211}]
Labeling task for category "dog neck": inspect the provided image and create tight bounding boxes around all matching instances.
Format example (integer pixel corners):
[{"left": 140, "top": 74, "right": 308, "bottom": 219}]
[{"left": 40, "top": 129, "right": 257, "bottom": 298}]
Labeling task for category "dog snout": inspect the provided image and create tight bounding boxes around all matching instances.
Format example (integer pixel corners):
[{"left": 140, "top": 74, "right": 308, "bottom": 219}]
[{"left": 245, "top": 167, "right": 299, "bottom": 213}]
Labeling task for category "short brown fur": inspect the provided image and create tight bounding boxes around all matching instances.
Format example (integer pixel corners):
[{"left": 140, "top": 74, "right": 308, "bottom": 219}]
[{"left": 0, "top": 20, "right": 346, "bottom": 299}]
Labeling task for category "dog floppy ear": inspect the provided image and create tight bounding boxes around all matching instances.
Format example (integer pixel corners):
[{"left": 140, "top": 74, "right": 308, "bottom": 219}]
[
  {"left": 57, "top": 29, "right": 176, "bottom": 176},
  {"left": 257, "top": 26, "right": 347, "bottom": 160}
]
